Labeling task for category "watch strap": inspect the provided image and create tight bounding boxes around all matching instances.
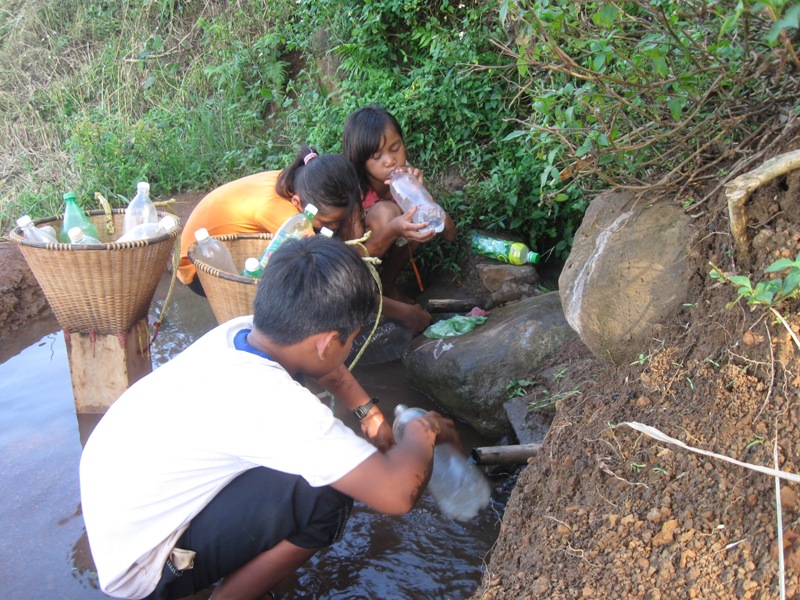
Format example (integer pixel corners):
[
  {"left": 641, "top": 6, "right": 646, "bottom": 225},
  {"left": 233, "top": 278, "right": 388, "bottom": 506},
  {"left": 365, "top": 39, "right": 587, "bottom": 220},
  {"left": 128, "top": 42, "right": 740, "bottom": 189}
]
[{"left": 353, "top": 397, "right": 379, "bottom": 420}]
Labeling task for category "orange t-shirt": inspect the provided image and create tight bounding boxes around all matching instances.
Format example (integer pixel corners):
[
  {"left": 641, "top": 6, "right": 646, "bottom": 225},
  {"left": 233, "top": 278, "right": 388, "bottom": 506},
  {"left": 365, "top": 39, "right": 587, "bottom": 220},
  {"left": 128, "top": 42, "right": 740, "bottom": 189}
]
[{"left": 177, "top": 171, "right": 299, "bottom": 284}]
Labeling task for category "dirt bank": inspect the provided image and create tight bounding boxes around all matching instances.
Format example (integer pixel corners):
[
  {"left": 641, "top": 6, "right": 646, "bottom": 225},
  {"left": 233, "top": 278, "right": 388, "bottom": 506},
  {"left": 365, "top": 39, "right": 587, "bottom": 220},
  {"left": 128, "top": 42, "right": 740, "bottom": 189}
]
[{"left": 473, "top": 145, "right": 800, "bottom": 599}]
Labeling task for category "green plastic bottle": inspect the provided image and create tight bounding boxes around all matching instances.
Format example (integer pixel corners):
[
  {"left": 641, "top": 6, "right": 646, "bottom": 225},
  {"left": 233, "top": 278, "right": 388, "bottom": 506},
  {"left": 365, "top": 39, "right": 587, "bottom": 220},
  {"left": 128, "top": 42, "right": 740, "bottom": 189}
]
[
  {"left": 59, "top": 192, "right": 99, "bottom": 243},
  {"left": 470, "top": 231, "right": 539, "bottom": 265},
  {"left": 241, "top": 257, "right": 264, "bottom": 279}
]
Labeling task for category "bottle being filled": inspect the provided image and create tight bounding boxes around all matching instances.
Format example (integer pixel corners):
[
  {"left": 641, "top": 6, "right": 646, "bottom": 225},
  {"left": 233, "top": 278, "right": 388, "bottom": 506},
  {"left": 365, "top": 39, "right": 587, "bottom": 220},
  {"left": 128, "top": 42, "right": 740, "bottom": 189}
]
[
  {"left": 123, "top": 182, "right": 158, "bottom": 234},
  {"left": 116, "top": 215, "right": 177, "bottom": 243},
  {"left": 241, "top": 257, "right": 264, "bottom": 279},
  {"left": 392, "top": 404, "right": 491, "bottom": 521},
  {"left": 193, "top": 228, "right": 237, "bottom": 274},
  {"left": 68, "top": 226, "right": 101, "bottom": 245},
  {"left": 470, "top": 231, "right": 540, "bottom": 265},
  {"left": 258, "top": 204, "right": 317, "bottom": 269},
  {"left": 388, "top": 171, "right": 445, "bottom": 234},
  {"left": 60, "top": 192, "right": 100, "bottom": 243},
  {"left": 16, "top": 215, "right": 58, "bottom": 243}
]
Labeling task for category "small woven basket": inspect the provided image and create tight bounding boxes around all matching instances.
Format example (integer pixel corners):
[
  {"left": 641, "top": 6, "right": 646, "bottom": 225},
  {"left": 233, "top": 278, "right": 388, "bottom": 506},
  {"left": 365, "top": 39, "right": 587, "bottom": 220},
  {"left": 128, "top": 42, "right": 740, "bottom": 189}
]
[
  {"left": 8, "top": 209, "right": 181, "bottom": 335},
  {"left": 188, "top": 232, "right": 273, "bottom": 325}
]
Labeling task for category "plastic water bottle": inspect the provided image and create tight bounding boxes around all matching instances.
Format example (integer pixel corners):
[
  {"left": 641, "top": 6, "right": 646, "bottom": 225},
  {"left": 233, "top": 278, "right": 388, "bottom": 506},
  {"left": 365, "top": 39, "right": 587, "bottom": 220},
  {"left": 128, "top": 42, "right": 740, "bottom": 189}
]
[
  {"left": 60, "top": 192, "right": 100, "bottom": 243},
  {"left": 40, "top": 225, "right": 58, "bottom": 240},
  {"left": 123, "top": 182, "right": 158, "bottom": 234},
  {"left": 241, "top": 257, "right": 264, "bottom": 279},
  {"left": 392, "top": 404, "right": 491, "bottom": 521},
  {"left": 67, "top": 226, "right": 101, "bottom": 245},
  {"left": 389, "top": 171, "right": 445, "bottom": 234},
  {"left": 470, "top": 231, "right": 540, "bottom": 265},
  {"left": 257, "top": 204, "right": 317, "bottom": 269},
  {"left": 17, "top": 215, "right": 58, "bottom": 243},
  {"left": 116, "top": 215, "right": 177, "bottom": 242},
  {"left": 193, "top": 228, "right": 237, "bottom": 274}
]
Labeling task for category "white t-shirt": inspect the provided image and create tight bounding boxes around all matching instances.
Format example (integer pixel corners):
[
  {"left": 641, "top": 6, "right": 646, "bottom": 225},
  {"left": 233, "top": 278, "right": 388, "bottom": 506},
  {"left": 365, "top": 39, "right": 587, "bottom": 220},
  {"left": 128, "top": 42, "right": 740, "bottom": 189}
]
[{"left": 79, "top": 316, "right": 377, "bottom": 599}]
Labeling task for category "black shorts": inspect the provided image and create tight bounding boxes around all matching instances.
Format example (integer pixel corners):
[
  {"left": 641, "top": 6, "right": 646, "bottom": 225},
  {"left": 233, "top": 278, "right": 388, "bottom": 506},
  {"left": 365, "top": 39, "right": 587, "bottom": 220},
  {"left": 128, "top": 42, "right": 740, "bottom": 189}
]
[{"left": 146, "top": 466, "right": 352, "bottom": 600}]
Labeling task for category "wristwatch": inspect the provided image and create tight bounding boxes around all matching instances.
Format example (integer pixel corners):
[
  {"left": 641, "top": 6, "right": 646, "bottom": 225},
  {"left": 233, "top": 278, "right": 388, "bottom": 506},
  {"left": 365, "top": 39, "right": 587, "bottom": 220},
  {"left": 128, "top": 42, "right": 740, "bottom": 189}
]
[{"left": 353, "top": 397, "right": 379, "bottom": 420}]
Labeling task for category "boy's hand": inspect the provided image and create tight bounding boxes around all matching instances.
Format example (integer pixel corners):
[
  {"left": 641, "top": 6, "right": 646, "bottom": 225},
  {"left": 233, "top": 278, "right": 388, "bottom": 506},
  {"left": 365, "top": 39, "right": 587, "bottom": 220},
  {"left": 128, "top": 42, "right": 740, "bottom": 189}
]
[
  {"left": 410, "top": 410, "right": 463, "bottom": 453},
  {"left": 360, "top": 410, "right": 395, "bottom": 452}
]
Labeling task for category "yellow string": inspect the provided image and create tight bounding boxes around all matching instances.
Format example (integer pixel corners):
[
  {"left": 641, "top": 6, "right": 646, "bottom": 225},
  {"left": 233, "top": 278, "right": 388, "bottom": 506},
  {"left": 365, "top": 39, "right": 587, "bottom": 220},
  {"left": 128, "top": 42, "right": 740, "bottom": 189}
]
[{"left": 344, "top": 231, "right": 384, "bottom": 372}]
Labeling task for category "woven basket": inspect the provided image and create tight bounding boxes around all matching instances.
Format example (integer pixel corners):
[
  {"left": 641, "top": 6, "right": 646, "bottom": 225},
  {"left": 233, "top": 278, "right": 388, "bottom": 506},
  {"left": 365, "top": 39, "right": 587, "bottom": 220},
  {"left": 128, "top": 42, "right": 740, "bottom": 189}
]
[
  {"left": 9, "top": 209, "right": 181, "bottom": 335},
  {"left": 188, "top": 232, "right": 273, "bottom": 325}
]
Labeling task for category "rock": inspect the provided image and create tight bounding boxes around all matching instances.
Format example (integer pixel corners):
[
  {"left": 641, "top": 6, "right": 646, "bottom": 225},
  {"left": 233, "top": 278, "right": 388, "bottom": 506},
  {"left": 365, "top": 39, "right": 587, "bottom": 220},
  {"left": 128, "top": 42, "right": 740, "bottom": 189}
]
[
  {"left": 558, "top": 189, "right": 692, "bottom": 365},
  {"left": 402, "top": 292, "right": 577, "bottom": 438}
]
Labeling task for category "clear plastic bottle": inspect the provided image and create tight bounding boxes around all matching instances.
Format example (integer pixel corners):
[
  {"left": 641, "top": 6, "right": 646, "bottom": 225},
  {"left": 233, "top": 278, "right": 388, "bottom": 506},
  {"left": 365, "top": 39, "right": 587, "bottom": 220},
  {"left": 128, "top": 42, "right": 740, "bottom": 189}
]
[
  {"left": 17, "top": 215, "right": 58, "bottom": 243},
  {"left": 67, "top": 226, "right": 101, "bottom": 245},
  {"left": 123, "top": 181, "right": 158, "bottom": 234},
  {"left": 470, "top": 231, "right": 540, "bottom": 265},
  {"left": 193, "top": 228, "right": 237, "bottom": 274},
  {"left": 241, "top": 257, "right": 264, "bottom": 279},
  {"left": 60, "top": 192, "right": 100, "bottom": 243},
  {"left": 116, "top": 215, "right": 177, "bottom": 242},
  {"left": 40, "top": 225, "right": 58, "bottom": 240},
  {"left": 389, "top": 171, "right": 445, "bottom": 234},
  {"left": 257, "top": 204, "right": 318, "bottom": 269},
  {"left": 392, "top": 404, "right": 491, "bottom": 521}
]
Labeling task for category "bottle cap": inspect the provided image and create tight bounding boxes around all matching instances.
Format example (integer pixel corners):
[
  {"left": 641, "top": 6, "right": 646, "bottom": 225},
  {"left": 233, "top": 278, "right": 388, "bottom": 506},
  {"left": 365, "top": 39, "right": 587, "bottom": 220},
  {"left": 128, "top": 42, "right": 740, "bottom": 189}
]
[
  {"left": 319, "top": 227, "right": 334, "bottom": 238},
  {"left": 304, "top": 204, "right": 318, "bottom": 216},
  {"left": 244, "top": 257, "right": 260, "bottom": 272},
  {"left": 526, "top": 251, "right": 540, "bottom": 264},
  {"left": 63, "top": 192, "right": 77, "bottom": 201},
  {"left": 195, "top": 228, "right": 209, "bottom": 242},
  {"left": 16, "top": 215, "right": 32, "bottom": 228},
  {"left": 67, "top": 227, "right": 84, "bottom": 242},
  {"left": 159, "top": 215, "right": 177, "bottom": 231},
  {"left": 137, "top": 182, "right": 150, "bottom": 193}
]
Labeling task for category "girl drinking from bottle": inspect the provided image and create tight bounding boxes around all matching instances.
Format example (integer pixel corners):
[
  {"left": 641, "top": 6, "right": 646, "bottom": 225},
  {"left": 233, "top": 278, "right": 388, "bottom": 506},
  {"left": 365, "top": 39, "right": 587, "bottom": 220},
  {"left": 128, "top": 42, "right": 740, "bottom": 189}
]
[
  {"left": 178, "top": 145, "right": 361, "bottom": 296},
  {"left": 342, "top": 105, "right": 456, "bottom": 333}
]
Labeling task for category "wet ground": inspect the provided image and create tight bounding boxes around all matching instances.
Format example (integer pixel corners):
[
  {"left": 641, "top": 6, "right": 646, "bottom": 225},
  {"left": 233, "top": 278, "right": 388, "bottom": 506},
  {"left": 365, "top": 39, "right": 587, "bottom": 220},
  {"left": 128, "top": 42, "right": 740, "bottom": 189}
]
[{"left": 0, "top": 272, "right": 503, "bottom": 600}]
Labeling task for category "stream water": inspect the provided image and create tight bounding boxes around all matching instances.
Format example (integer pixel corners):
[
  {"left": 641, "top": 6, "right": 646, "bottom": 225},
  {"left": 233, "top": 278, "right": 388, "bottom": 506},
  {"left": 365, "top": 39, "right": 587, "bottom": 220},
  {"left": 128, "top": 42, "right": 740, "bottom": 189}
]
[{"left": 0, "top": 275, "right": 503, "bottom": 599}]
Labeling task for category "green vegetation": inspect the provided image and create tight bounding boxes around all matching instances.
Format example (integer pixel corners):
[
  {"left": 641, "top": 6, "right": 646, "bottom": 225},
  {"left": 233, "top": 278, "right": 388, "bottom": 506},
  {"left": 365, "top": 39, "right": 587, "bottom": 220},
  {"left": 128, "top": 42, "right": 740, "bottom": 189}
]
[
  {"left": 1, "top": 0, "right": 798, "bottom": 270},
  {"left": 709, "top": 254, "right": 800, "bottom": 309}
]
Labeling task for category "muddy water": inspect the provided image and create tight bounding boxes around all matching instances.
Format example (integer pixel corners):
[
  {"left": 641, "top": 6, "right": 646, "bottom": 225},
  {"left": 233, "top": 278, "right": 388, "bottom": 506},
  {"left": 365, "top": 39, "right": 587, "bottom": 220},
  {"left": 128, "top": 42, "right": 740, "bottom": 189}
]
[{"left": 0, "top": 275, "right": 501, "bottom": 599}]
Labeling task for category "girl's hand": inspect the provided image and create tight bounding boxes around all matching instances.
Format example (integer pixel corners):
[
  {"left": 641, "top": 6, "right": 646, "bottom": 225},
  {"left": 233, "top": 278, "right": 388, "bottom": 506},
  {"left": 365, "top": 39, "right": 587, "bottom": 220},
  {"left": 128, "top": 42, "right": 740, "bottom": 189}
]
[
  {"left": 385, "top": 165, "right": 424, "bottom": 186},
  {"left": 390, "top": 207, "right": 436, "bottom": 243}
]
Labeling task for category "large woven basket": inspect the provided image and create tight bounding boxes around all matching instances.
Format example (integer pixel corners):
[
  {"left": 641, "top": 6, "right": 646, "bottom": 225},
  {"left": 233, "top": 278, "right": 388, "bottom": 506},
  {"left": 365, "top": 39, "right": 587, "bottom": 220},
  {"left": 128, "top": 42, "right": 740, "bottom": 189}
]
[
  {"left": 188, "top": 232, "right": 273, "bottom": 325},
  {"left": 9, "top": 209, "right": 181, "bottom": 335}
]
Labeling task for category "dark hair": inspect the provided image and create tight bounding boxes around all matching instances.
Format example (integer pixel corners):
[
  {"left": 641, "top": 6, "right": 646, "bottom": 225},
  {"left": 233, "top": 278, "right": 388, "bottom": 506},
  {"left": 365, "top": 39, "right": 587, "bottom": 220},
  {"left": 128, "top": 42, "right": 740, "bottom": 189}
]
[
  {"left": 276, "top": 144, "right": 361, "bottom": 231},
  {"left": 253, "top": 236, "right": 377, "bottom": 345},
  {"left": 342, "top": 105, "right": 404, "bottom": 196}
]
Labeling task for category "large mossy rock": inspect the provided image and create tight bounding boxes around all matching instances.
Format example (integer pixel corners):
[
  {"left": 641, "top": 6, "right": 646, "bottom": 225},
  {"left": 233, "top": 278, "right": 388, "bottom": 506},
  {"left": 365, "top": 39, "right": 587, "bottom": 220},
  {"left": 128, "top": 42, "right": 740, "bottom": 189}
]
[{"left": 402, "top": 292, "right": 577, "bottom": 438}]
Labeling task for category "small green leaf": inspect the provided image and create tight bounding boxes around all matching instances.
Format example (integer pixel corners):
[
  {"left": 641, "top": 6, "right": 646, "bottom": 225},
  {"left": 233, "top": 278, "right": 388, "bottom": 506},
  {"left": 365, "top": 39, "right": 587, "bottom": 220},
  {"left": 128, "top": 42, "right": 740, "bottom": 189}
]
[
  {"left": 765, "top": 258, "right": 798, "bottom": 272},
  {"left": 592, "top": 4, "right": 618, "bottom": 28}
]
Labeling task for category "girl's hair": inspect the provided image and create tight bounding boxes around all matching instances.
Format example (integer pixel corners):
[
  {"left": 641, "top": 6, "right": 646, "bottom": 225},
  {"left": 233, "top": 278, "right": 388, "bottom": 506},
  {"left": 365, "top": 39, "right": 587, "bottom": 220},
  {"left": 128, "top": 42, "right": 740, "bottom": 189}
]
[
  {"left": 342, "top": 105, "right": 404, "bottom": 196},
  {"left": 276, "top": 144, "right": 361, "bottom": 234},
  {"left": 253, "top": 235, "right": 376, "bottom": 345}
]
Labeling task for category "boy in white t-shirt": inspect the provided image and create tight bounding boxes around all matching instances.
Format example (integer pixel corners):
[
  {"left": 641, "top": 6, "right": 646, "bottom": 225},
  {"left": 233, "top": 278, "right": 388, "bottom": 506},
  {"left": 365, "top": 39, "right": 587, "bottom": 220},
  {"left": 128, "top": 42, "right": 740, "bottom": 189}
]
[{"left": 80, "top": 235, "right": 462, "bottom": 600}]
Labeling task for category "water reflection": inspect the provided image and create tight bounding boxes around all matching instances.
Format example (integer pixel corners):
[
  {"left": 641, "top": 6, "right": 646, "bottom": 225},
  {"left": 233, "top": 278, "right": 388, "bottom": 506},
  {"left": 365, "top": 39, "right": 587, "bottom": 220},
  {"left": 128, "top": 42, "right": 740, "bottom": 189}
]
[{"left": 0, "top": 274, "right": 501, "bottom": 599}]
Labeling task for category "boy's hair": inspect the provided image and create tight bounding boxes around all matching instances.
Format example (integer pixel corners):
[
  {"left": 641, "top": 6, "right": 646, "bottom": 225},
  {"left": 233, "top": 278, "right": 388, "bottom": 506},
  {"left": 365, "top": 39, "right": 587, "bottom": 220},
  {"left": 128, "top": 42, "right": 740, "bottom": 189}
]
[
  {"left": 253, "top": 236, "right": 377, "bottom": 345},
  {"left": 342, "top": 105, "right": 404, "bottom": 196},
  {"left": 276, "top": 144, "right": 361, "bottom": 233}
]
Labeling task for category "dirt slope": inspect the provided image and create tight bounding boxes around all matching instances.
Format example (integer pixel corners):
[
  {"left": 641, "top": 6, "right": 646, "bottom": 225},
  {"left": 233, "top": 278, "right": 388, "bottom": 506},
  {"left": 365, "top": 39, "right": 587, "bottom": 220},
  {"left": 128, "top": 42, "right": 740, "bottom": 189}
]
[{"left": 473, "top": 148, "right": 800, "bottom": 599}]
